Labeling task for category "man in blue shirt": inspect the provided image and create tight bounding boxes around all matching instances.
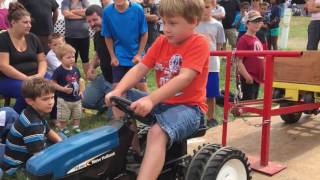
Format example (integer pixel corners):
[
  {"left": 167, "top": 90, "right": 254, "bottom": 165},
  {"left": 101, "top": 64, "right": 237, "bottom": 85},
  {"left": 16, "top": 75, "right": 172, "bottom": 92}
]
[{"left": 101, "top": 0, "right": 148, "bottom": 92}]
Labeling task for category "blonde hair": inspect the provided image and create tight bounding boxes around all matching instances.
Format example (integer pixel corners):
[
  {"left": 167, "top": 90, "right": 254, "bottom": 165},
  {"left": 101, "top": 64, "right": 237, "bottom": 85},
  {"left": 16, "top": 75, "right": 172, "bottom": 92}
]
[
  {"left": 159, "top": 0, "right": 205, "bottom": 23},
  {"left": 55, "top": 43, "right": 76, "bottom": 60}
]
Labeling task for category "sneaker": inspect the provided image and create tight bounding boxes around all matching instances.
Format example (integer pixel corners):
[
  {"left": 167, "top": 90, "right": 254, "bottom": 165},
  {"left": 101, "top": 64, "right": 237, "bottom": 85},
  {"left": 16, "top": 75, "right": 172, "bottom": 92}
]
[
  {"left": 207, "top": 119, "right": 218, "bottom": 128},
  {"left": 61, "top": 128, "right": 71, "bottom": 136},
  {"left": 72, "top": 127, "right": 81, "bottom": 134}
]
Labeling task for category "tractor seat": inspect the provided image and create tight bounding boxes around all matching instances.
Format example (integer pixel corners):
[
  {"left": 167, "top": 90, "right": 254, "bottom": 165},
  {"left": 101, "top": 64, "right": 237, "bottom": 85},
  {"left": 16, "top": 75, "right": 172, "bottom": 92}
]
[{"left": 188, "top": 119, "right": 208, "bottom": 139}]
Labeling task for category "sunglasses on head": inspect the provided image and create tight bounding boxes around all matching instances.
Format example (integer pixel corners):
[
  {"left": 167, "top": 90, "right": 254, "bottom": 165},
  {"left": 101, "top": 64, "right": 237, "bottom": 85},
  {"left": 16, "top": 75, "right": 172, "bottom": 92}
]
[{"left": 249, "top": 18, "right": 263, "bottom": 23}]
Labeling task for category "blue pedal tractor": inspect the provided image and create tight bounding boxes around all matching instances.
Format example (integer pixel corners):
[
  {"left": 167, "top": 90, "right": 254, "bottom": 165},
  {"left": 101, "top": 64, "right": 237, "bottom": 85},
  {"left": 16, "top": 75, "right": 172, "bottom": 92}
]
[{"left": 26, "top": 96, "right": 251, "bottom": 180}]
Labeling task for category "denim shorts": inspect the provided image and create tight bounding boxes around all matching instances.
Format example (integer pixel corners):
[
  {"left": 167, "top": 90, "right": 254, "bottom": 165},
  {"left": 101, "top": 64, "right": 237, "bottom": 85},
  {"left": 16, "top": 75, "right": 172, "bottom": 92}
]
[
  {"left": 126, "top": 89, "right": 204, "bottom": 147},
  {"left": 112, "top": 66, "right": 146, "bottom": 83}
]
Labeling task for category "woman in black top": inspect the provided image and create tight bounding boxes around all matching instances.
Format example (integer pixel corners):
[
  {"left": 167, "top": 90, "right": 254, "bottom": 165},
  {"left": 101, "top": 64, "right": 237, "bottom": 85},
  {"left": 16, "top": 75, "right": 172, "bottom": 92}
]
[{"left": 0, "top": 2, "right": 47, "bottom": 113}]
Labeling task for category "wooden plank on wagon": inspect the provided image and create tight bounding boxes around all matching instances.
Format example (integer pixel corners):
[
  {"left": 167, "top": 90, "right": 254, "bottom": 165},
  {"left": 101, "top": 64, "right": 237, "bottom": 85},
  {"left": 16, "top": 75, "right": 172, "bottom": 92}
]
[{"left": 273, "top": 51, "right": 320, "bottom": 85}]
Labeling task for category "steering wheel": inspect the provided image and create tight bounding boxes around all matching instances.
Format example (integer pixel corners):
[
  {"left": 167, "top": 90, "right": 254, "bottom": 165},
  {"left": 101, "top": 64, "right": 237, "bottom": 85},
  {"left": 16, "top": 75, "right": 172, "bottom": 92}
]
[{"left": 110, "top": 96, "right": 156, "bottom": 125}]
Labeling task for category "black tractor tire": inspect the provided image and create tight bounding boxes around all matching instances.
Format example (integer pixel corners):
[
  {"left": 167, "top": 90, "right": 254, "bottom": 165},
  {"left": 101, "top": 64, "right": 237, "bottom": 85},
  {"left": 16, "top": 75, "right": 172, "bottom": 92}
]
[
  {"left": 279, "top": 102, "right": 302, "bottom": 124},
  {"left": 185, "top": 144, "right": 221, "bottom": 180},
  {"left": 200, "top": 147, "right": 251, "bottom": 180}
]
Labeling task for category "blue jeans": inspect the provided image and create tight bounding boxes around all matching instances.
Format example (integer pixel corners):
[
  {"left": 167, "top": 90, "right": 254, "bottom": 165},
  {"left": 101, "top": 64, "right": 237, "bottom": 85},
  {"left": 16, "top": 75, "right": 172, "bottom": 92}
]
[
  {"left": 0, "top": 78, "right": 26, "bottom": 113},
  {"left": 82, "top": 75, "right": 113, "bottom": 112},
  {"left": 126, "top": 89, "right": 204, "bottom": 147}
]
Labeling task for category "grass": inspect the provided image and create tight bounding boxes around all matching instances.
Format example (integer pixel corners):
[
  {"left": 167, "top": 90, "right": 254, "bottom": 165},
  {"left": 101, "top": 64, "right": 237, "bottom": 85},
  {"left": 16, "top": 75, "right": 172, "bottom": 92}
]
[{"left": 1, "top": 16, "right": 310, "bottom": 179}]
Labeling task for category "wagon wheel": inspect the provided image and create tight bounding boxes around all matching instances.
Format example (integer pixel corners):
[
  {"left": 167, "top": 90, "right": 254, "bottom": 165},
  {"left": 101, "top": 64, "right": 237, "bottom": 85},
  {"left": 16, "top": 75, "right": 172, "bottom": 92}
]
[
  {"left": 185, "top": 144, "right": 221, "bottom": 180},
  {"left": 279, "top": 101, "right": 302, "bottom": 124},
  {"left": 200, "top": 147, "right": 251, "bottom": 180}
]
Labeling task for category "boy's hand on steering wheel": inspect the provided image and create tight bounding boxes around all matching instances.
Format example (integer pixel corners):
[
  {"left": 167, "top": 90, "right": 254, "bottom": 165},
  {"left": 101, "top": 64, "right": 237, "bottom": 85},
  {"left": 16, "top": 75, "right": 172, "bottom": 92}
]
[
  {"left": 105, "top": 90, "right": 123, "bottom": 107},
  {"left": 130, "top": 96, "right": 154, "bottom": 117}
]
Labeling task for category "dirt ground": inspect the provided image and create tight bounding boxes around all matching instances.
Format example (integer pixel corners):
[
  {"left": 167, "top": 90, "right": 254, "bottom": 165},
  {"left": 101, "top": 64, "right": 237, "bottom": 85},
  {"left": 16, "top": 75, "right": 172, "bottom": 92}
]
[{"left": 187, "top": 114, "right": 320, "bottom": 180}]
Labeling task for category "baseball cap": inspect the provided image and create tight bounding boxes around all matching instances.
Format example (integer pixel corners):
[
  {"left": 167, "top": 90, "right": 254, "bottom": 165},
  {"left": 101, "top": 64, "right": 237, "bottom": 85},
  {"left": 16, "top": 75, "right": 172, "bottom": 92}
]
[{"left": 243, "top": 10, "right": 263, "bottom": 23}]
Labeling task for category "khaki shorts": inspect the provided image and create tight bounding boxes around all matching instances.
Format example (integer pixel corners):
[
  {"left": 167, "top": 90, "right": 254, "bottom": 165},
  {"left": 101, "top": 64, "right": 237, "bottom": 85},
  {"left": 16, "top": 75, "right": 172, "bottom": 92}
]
[{"left": 57, "top": 97, "right": 82, "bottom": 121}]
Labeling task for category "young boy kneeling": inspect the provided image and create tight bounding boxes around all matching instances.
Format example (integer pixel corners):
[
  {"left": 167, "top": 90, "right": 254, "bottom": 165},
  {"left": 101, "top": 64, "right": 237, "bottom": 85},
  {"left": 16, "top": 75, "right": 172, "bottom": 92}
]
[
  {"left": 0, "top": 78, "right": 62, "bottom": 175},
  {"left": 105, "top": 0, "right": 209, "bottom": 179}
]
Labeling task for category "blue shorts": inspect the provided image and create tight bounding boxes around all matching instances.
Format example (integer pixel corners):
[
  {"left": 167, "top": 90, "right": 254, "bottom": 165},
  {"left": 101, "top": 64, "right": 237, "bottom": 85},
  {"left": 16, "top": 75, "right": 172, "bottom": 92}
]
[
  {"left": 206, "top": 72, "right": 220, "bottom": 98},
  {"left": 270, "top": 27, "right": 280, "bottom": 37},
  {"left": 126, "top": 89, "right": 204, "bottom": 147},
  {"left": 112, "top": 66, "right": 146, "bottom": 83}
]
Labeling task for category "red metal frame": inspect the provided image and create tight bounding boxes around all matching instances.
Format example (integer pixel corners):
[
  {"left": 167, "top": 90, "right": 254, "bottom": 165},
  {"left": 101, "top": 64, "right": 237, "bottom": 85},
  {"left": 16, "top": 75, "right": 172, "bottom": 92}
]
[{"left": 210, "top": 50, "right": 320, "bottom": 175}]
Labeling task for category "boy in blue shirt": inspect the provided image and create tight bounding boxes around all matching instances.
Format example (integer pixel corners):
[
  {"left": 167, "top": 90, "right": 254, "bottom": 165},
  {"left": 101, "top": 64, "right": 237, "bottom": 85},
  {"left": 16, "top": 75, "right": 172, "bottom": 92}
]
[
  {"left": 0, "top": 78, "right": 62, "bottom": 175},
  {"left": 232, "top": 2, "right": 250, "bottom": 41},
  {"left": 101, "top": 0, "right": 148, "bottom": 92},
  {"left": 51, "top": 44, "right": 84, "bottom": 135}
]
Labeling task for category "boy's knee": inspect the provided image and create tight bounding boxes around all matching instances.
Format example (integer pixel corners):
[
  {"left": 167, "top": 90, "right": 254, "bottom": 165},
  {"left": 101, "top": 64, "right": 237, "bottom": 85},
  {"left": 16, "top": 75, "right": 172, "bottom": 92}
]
[{"left": 148, "top": 124, "right": 166, "bottom": 140}]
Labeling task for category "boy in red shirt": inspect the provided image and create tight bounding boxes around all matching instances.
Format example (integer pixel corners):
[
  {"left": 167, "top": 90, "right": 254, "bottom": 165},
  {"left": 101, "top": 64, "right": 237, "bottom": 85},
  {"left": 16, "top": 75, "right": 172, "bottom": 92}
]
[
  {"left": 236, "top": 10, "right": 264, "bottom": 100},
  {"left": 105, "top": 0, "right": 209, "bottom": 179}
]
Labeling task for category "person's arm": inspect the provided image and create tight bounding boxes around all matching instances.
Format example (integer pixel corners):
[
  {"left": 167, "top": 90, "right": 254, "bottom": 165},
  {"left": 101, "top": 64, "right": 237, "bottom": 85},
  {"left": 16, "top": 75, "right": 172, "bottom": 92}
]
[
  {"left": 79, "top": 78, "right": 85, "bottom": 98},
  {"left": 0, "top": 52, "right": 28, "bottom": 80},
  {"left": 146, "top": 14, "right": 159, "bottom": 22},
  {"left": 146, "top": 5, "right": 160, "bottom": 22},
  {"left": 34, "top": 53, "right": 47, "bottom": 78},
  {"left": 130, "top": 68, "right": 197, "bottom": 116},
  {"left": 47, "top": 129, "right": 62, "bottom": 143},
  {"left": 105, "top": 37, "right": 119, "bottom": 66},
  {"left": 62, "top": 9, "right": 83, "bottom": 19},
  {"left": 52, "top": 8, "right": 59, "bottom": 25},
  {"left": 86, "top": 52, "right": 100, "bottom": 80},
  {"left": 238, "top": 58, "right": 253, "bottom": 84},
  {"left": 71, "top": 9, "right": 86, "bottom": 17},
  {"left": 46, "top": 53, "right": 61, "bottom": 70},
  {"left": 51, "top": 80, "right": 73, "bottom": 94},
  {"left": 112, "top": 63, "right": 150, "bottom": 94},
  {"left": 132, "top": 32, "right": 148, "bottom": 64},
  {"left": 105, "top": 63, "right": 150, "bottom": 107}
]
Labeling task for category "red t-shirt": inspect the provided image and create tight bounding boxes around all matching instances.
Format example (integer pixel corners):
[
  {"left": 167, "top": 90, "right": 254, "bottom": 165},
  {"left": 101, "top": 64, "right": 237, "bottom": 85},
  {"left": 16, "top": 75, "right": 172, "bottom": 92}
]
[
  {"left": 236, "top": 34, "right": 264, "bottom": 83},
  {"left": 141, "top": 33, "right": 210, "bottom": 112}
]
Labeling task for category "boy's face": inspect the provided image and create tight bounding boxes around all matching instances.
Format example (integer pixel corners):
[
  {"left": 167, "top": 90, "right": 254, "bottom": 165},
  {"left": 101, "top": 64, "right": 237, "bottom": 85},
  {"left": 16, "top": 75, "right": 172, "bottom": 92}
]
[
  {"left": 49, "top": 37, "right": 65, "bottom": 53},
  {"left": 260, "top": 6, "right": 268, "bottom": 14},
  {"left": 247, "top": 20, "right": 262, "bottom": 33},
  {"left": 241, "top": 6, "right": 249, "bottom": 14},
  {"left": 26, "top": 93, "right": 55, "bottom": 114},
  {"left": 162, "top": 15, "right": 198, "bottom": 45},
  {"left": 61, "top": 52, "right": 76, "bottom": 67},
  {"left": 203, "top": 3, "right": 213, "bottom": 19}
]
